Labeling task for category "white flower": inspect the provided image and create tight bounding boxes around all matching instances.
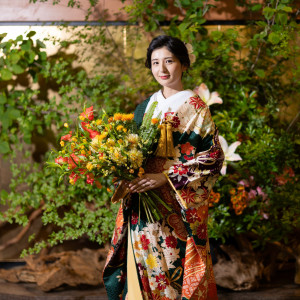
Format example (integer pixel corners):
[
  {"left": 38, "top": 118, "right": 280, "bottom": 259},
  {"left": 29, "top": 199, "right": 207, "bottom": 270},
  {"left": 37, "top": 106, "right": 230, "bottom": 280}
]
[
  {"left": 194, "top": 83, "right": 223, "bottom": 106},
  {"left": 218, "top": 135, "right": 242, "bottom": 175}
]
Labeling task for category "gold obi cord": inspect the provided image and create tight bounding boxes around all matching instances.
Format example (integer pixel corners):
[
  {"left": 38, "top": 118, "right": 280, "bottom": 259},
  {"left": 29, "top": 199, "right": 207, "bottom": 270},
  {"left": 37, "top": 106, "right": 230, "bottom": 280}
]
[{"left": 155, "top": 122, "right": 176, "bottom": 158}]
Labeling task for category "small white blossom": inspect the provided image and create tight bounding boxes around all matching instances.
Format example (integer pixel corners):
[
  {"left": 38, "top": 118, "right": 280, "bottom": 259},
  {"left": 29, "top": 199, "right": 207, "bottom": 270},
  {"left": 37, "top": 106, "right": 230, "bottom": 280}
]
[
  {"left": 218, "top": 135, "right": 242, "bottom": 175},
  {"left": 194, "top": 83, "right": 223, "bottom": 106}
]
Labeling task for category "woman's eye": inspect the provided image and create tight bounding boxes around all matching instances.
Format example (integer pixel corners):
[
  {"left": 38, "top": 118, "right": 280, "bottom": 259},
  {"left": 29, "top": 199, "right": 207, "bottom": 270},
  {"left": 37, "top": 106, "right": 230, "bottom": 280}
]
[
  {"left": 152, "top": 61, "right": 158, "bottom": 65},
  {"left": 166, "top": 59, "right": 173, "bottom": 64}
]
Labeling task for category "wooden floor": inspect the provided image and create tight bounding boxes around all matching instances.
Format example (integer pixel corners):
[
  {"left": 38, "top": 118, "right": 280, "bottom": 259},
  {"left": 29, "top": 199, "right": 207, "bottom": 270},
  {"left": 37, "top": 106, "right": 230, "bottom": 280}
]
[{"left": 0, "top": 268, "right": 300, "bottom": 300}]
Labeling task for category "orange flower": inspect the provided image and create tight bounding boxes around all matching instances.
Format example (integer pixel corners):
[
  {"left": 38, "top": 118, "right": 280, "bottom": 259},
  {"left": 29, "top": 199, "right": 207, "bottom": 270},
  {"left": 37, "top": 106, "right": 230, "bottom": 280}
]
[
  {"left": 208, "top": 190, "right": 220, "bottom": 207},
  {"left": 113, "top": 113, "right": 123, "bottom": 121},
  {"left": 122, "top": 113, "right": 134, "bottom": 121},
  {"left": 151, "top": 118, "right": 159, "bottom": 124},
  {"left": 107, "top": 187, "right": 112, "bottom": 193}
]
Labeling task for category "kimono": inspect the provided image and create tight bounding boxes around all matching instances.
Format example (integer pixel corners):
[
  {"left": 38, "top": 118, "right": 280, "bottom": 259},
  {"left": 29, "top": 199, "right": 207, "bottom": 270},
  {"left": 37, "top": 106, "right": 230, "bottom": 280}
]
[{"left": 103, "top": 89, "right": 224, "bottom": 300}]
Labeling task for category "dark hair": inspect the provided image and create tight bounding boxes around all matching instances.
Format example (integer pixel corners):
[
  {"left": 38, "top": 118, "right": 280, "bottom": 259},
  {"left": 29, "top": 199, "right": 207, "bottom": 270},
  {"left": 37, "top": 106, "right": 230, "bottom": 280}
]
[{"left": 145, "top": 35, "right": 190, "bottom": 69}]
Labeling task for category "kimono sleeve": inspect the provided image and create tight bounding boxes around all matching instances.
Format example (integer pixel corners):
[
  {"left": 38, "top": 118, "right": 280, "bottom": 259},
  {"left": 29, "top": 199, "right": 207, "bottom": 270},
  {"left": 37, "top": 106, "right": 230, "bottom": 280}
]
[{"left": 163, "top": 105, "right": 224, "bottom": 210}]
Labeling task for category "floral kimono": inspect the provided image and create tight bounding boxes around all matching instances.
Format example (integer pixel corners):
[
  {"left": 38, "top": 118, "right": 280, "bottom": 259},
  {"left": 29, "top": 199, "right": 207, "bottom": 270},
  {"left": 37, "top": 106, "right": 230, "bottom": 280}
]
[{"left": 103, "top": 89, "right": 224, "bottom": 300}]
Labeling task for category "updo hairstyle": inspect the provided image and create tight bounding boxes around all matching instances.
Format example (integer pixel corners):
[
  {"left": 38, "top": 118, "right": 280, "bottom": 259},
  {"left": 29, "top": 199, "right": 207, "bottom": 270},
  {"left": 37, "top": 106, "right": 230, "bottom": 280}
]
[{"left": 145, "top": 35, "right": 190, "bottom": 69}]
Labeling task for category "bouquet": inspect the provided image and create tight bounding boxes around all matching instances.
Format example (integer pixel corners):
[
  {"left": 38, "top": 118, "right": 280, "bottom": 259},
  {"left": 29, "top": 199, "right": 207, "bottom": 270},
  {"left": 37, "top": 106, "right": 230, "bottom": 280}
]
[{"left": 48, "top": 104, "right": 171, "bottom": 222}]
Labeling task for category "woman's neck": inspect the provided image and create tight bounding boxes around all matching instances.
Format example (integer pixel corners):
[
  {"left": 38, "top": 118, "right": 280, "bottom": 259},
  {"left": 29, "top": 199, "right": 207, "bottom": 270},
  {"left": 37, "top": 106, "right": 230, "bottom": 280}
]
[{"left": 161, "top": 85, "right": 184, "bottom": 99}]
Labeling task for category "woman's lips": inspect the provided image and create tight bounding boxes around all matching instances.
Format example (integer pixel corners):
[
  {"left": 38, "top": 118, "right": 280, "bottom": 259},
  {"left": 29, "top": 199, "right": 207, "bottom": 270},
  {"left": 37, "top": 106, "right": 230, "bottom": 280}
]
[{"left": 160, "top": 75, "right": 170, "bottom": 80}]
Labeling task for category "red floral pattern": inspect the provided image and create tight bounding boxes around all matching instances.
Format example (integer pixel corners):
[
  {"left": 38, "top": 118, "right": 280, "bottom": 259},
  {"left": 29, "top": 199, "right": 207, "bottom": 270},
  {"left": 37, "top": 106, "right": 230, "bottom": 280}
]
[
  {"left": 196, "top": 223, "right": 207, "bottom": 240},
  {"left": 173, "top": 164, "right": 189, "bottom": 176},
  {"left": 189, "top": 95, "right": 206, "bottom": 109},
  {"left": 181, "top": 188, "right": 197, "bottom": 205},
  {"left": 165, "top": 235, "right": 177, "bottom": 248},
  {"left": 140, "top": 234, "right": 150, "bottom": 250},
  {"left": 181, "top": 142, "right": 194, "bottom": 155},
  {"left": 155, "top": 274, "right": 169, "bottom": 290},
  {"left": 186, "top": 207, "right": 201, "bottom": 223},
  {"left": 131, "top": 212, "right": 139, "bottom": 225}
]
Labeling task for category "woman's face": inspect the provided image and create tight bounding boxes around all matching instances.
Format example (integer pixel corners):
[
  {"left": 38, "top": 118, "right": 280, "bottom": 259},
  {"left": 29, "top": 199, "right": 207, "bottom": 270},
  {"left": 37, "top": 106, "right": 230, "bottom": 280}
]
[{"left": 150, "top": 46, "right": 186, "bottom": 91}]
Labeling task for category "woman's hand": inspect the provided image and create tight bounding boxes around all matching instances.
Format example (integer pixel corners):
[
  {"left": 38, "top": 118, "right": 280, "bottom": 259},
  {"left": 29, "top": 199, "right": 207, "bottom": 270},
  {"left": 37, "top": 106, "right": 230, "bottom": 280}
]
[{"left": 128, "top": 173, "right": 168, "bottom": 193}]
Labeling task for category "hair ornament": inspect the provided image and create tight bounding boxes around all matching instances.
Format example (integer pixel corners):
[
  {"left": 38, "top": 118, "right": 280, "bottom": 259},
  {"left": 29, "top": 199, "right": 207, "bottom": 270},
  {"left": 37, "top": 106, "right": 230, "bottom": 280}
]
[{"left": 185, "top": 43, "right": 196, "bottom": 64}]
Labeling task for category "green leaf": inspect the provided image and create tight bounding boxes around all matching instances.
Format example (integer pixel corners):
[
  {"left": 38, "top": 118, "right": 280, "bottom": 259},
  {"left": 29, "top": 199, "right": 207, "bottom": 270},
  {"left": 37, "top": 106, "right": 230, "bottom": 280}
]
[
  {"left": 276, "top": 12, "right": 288, "bottom": 25},
  {"left": 0, "top": 69, "right": 13, "bottom": 81},
  {"left": 263, "top": 7, "right": 275, "bottom": 20},
  {"left": 9, "top": 53, "right": 20, "bottom": 64},
  {"left": 26, "top": 31, "right": 36, "bottom": 38},
  {"left": 8, "top": 108, "right": 21, "bottom": 119},
  {"left": 16, "top": 35, "right": 23, "bottom": 42},
  {"left": 251, "top": 4, "right": 262, "bottom": 11},
  {"left": 36, "top": 39, "right": 46, "bottom": 48},
  {"left": 12, "top": 64, "right": 25, "bottom": 75},
  {"left": 26, "top": 50, "right": 36, "bottom": 63},
  {"left": 21, "top": 40, "right": 31, "bottom": 51},
  {"left": 0, "top": 33, "right": 7, "bottom": 42},
  {"left": 0, "top": 93, "right": 7, "bottom": 104},
  {"left": 255, "top": 69, "right": 265, "bottom": 78},
  {"left": 268, "top": 32, "right": 281, "bottom": 44},
  {"left": 0, "top": 189, "right": 8, "bottom": 202},
  {"left": 0, "top": 141, "right": 10, "bottom": 154},
  {"left": 39, "top": 51, "right": 47, "bottom": 61}
]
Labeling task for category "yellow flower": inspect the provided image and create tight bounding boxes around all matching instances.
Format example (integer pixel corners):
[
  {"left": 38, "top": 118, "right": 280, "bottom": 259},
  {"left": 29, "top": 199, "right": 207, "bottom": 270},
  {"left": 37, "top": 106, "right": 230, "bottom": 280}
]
[
  {"left": 151, "top": 118, "right": 159, "bottom": 125},
  {"left": 116, "top": 125, "right": 123, "bottom": 131},
  {"left": 128, "top": 134, "right": 139, "bottom": 145},
  {"left": 86, "top": 162, "right": 93, "bottom": 171},
  {"left": 62, "top": 150, "right": 66, "bottom": 154},
  {"left": 134, "top": 241, "right": 141, "bottom": 250},
  {"left": 146, "top": 254, "right": 157, "bottom": 269},
  {"left": 79, "top": 115, "right": 85, "bottom": 121},
  {"left": 60, "top": 141, "right": 65, "bottom": 147},
  {"left": 72, "top": 137, "right": 77, "bottom": 142},
  {"left": 69, "top": 178, "right": 75, "bottom": 185},
  {"left": 123, "top": 128, "right": 127, "bottom": 133},
  {"left": 81, "top": 150, "right": 85, "bottom": 155},
  {"left": 64, "top": 123, "right": 69, "bottom": 128},
  {"left": 129, "top": 149, "right": 144, "bottom": 168},
  {"left": 113, "top": 113, "right": 123, "bottom": 121},
  {"left": 106, "top": 138, "right": 115, "bottom": 146},
  {"left": 99, "top": 132, "right": 108, "bottom": 140},
  {"left": 96, "top": 119, "right": 102, "bottom": 125},
  {"left": 80, "top": 145, "right": 85, "bottom": 149},
  {"left": 107, "top": 187, "right": 112, "bottom": 193},
  {"left": 122, "top": 113, "right": 134, "bottom": 121},
  {"left": 118, "top": 139, "right": 123, "bottom": 144},
  {"left": 82, "top": 139, "right": 87, "bottom": 143}
]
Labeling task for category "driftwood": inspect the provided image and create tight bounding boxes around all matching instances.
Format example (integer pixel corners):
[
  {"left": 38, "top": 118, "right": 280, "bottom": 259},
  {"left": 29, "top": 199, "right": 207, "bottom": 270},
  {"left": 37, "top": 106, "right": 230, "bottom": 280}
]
[
  {"left": 0, "top": 248, "right": 108, "bottom": 291},
  {"left": 0, "top": 208, "right": 43, "bottom": 252},
  {"left": 213, "top": 236, "right": 263, "bottom": 291}
]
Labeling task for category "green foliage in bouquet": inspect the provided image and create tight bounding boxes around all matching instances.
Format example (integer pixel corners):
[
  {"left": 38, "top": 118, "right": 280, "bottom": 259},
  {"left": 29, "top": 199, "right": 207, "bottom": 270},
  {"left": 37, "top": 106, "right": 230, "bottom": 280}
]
[{"left": 0, "top": 0, "right": 299, "bottom": 257}]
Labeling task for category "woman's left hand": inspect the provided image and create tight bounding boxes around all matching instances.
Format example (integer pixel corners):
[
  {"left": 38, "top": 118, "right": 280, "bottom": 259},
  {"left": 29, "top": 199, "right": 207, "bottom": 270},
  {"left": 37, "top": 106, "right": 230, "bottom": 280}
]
[{"left": 128, "top": 173, "right": 168, "bottom": 193}]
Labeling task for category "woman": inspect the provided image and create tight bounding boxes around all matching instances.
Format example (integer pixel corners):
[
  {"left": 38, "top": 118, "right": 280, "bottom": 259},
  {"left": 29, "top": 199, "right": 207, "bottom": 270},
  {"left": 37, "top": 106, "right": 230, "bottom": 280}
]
[{"left": 103, "top": 35, "right": 224, "bottom": 300}]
